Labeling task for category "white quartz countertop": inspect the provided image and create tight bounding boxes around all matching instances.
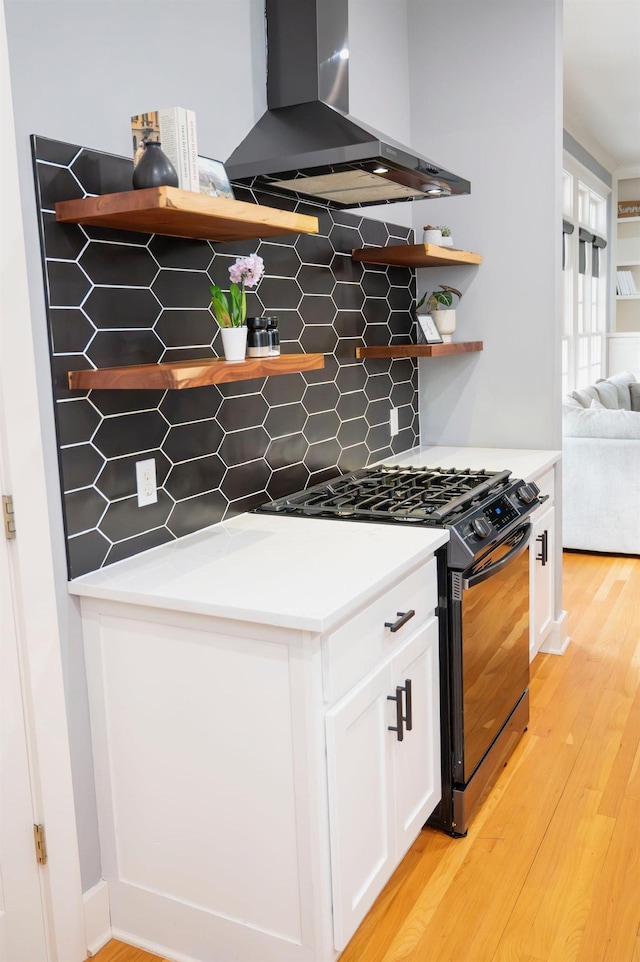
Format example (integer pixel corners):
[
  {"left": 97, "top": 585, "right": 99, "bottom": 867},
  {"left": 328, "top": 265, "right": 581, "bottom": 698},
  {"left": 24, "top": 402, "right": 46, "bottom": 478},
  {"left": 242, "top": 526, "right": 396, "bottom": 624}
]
[
  {"left": 69, "top": 513, "right": 448, "bottom": 632},
  {"left": 383, "top": 444, "right": 560, "bottom": 481}
]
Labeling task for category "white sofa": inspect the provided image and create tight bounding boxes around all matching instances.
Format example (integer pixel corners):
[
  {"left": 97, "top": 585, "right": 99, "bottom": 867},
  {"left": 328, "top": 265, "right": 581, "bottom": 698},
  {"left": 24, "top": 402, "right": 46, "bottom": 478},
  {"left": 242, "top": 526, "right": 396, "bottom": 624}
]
[{"left": 562, "top": 371, "right": 640, "bottom": 555}]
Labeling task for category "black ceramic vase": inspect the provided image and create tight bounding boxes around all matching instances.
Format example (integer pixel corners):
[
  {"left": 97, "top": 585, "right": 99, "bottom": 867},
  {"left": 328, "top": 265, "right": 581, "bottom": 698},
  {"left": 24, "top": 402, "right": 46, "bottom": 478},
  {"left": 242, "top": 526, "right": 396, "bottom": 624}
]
[{"left": 132, "top": 141, "right": 179, "bottom": 190}]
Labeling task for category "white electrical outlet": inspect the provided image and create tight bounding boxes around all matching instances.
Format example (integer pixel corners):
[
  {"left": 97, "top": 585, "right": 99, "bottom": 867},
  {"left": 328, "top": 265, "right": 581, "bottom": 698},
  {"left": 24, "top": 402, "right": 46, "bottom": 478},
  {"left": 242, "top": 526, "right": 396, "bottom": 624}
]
[
  {"left": 390, "top": 407, "right": 399, "bottom": 437},
  {"left": 135, "top": 458, "right": 157, "bottom": 507}
]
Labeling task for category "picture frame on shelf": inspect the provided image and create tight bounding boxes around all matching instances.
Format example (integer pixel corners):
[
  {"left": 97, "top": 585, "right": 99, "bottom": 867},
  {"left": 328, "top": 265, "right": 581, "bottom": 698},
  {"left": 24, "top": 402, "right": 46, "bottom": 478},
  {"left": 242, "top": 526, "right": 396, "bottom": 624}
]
[
  {"left": 416, "top": 314, "right": 443, "bottom": 344},
  {"left": 618, "top": 199, "right": 640, "bottom": 218},
  {"left": 197, "top": 156, "right": 235, "bottom": 199}
]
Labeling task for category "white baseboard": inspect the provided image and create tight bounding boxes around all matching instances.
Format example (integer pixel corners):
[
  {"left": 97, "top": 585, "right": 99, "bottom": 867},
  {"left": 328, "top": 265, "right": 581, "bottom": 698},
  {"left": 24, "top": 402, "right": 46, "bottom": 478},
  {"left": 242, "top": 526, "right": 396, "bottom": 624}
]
[
  {"left": 540, "top": 610, "right": 570, "bottom": 656},
  {"left": 111, "top": 927, "right": 200, "bottom": 962},
  {"left": 84, "top": 879, "right": 111, "bottom": 956}
]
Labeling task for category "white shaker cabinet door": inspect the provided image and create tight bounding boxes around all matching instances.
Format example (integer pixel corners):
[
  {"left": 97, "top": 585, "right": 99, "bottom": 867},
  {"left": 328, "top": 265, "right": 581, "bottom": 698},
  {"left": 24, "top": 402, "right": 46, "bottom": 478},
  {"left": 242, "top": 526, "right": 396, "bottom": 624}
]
[
  {"left": 325, "top": 662, "right": 396, "bottom": 952},
  {"left": 391, "top": 617, "right": 441, "bottom": 857},
  {"left": 325, "top": 616, "right": 441, "bottom": 952}
]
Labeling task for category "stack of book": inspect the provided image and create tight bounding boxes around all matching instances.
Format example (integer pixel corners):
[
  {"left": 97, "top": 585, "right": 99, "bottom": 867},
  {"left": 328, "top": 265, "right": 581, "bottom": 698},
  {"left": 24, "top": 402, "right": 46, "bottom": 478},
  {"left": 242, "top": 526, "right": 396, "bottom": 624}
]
[
  {"left": 616, "top": 270, "right": 639, "bottom": 296},
  {"left": 131, "top": 108, "right": 198, "bottom": 192}
]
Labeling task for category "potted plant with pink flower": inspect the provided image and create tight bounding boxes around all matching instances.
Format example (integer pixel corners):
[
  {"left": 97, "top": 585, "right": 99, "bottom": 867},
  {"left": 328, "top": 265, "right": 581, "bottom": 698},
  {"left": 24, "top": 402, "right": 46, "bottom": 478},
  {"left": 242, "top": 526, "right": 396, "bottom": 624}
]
[{"left": 210, "top": 252, "right": 265, "bottom": 361}]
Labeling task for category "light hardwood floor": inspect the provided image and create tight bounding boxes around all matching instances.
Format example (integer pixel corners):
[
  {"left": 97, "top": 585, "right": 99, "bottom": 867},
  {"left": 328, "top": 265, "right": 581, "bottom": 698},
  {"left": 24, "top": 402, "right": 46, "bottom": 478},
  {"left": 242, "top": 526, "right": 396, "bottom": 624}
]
[{"left": 93, "top": 550, "right": 640, "bottom": 962}]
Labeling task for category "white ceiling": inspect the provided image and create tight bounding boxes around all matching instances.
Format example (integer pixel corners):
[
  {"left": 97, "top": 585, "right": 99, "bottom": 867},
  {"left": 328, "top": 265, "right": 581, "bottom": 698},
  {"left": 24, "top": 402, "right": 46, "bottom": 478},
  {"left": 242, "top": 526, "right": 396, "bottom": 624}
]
[{"left": 564, "top": 0, "right": 640, "bottom": 170}]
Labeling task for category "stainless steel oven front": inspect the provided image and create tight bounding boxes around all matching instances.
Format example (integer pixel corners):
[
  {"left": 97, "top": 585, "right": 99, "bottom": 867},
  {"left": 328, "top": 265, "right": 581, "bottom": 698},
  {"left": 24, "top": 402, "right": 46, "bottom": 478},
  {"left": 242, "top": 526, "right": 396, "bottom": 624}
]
[{"left": 431, "top": 521, "right": 532, "bottom": 836}]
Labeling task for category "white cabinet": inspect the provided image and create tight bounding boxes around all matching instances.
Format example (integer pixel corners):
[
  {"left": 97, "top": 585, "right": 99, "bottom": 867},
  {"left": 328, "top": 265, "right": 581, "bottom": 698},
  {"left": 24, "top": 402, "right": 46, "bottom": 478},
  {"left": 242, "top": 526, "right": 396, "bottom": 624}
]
[
  {"left": 325, "top": 617, "right": 440, "bottom": 950},
  {"left": 607, "top": 332, "right": 640, "bottom": 377},
  {"left": 392, "top": 621, "right": 441, "bottom": 854},
  {"left": 530, "top": 501, "right": 555, "bottom": 660},
  {"left": 527, "top": 464, "right": 567, "bottom": 660},
  {"left": 78, "top": 549, "right": 442, "bottom": 962}
]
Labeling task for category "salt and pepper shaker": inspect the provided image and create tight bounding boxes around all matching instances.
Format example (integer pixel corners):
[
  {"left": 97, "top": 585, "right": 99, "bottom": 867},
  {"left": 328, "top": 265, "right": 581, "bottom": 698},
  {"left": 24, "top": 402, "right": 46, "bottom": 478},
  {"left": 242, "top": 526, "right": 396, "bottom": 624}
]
[
  {"left": 246, "top": 317, "right": 270, "bottom": 358},
  {"left": 266, "top": 316, "right": 280, "bottom": 356}
]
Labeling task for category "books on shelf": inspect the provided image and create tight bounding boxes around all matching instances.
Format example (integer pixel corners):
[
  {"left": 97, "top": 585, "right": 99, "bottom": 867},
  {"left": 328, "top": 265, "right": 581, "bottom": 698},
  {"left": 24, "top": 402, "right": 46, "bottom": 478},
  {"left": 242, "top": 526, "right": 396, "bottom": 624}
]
[
  {"left": 131, "top": 108, "right": 199, "bottom": 191},
  {"left": 616, "top": 269, "right": 639, "bottom": 296}
]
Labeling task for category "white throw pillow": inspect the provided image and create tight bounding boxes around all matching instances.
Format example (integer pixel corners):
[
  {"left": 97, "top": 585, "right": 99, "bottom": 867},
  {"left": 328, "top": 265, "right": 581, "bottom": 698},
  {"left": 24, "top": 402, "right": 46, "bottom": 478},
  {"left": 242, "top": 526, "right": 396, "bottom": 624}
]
[
  {"left": 590, "top": 398, "right": 606, "bottom": 409},
  {"left": 572, "top": 385, "right": 599, "bottom": 407},
  {"left": 603, "top": 370, "right": 637, "bottom": 409},
  {"left": 594, "top": 380, "right": 620, "bottom": 409}
]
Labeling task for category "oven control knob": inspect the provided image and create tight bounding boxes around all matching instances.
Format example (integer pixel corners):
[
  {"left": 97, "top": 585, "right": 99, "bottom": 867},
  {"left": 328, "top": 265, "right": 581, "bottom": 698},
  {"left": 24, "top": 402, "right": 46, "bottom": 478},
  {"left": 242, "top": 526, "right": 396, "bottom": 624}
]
[
  {"left": 471, "top": 517, "right": 492, "bottom": 538},
  {"left": 516, "top": 483, "right": 538, "bottom": 504}
]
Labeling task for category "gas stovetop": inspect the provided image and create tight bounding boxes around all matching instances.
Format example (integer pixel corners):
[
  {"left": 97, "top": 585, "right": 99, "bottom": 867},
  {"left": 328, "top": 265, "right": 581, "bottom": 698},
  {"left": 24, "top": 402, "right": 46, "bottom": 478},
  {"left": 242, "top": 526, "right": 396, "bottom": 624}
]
[{"left": 257, "top": 465, "right": 542, "bottom": 569}]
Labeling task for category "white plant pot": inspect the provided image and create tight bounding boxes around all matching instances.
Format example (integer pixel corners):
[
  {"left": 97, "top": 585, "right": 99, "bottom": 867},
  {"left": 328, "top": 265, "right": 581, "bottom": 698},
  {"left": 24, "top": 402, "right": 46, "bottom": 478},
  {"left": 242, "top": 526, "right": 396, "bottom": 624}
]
[
  {"left": 220, "top": 326, "right": 248, "bottom": 362},
  {"left": 423, "top": 228, "right": 443, "bottom": 245},
  {"left": 433, "top": 309, "right": 456, "bottom": 342},
  {"left": 440, "top": 235, "right": 454, "bottom": 247}
]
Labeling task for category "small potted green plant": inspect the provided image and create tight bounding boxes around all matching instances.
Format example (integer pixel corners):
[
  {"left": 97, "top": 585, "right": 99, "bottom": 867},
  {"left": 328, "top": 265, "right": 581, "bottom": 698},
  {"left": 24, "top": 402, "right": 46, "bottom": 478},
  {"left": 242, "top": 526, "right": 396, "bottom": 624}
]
[
  {"left": 439, "top": 225, "right": 454, "bottom": 248},
  {"left": 416, "top": 284, "right": 462, "bottom": 342},
  {"left": 422, "top": 224, "right": 443, "bottom": 245}
]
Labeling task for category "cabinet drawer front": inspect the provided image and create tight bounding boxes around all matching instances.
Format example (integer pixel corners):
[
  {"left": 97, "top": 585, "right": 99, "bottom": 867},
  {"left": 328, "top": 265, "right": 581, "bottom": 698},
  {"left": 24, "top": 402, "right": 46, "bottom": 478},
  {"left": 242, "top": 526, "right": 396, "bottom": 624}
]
[
  {"left": 534, "top": 467, "right": 555, "bottom": 505},
  {"left": 324, "top": 557, "right": 437, "bottom": 703}
]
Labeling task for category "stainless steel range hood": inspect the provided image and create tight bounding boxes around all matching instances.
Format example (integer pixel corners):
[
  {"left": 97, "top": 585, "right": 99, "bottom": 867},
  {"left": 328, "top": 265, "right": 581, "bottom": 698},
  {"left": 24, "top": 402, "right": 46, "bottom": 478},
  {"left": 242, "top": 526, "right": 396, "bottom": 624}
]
[{"left": 225, "top": 0, "right": 470, "bottom": 208}]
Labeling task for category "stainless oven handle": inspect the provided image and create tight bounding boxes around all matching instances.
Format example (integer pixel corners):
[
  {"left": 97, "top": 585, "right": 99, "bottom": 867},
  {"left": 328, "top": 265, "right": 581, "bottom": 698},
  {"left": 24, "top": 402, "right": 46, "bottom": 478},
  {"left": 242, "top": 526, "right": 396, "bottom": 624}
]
[{"left": 461, "top": 523, "right": 532, "bottom": 590}]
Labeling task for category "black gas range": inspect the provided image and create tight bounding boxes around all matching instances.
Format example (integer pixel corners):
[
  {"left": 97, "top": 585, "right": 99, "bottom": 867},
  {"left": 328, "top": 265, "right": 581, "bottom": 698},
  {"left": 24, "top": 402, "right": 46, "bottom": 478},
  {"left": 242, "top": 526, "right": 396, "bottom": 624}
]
[
  {"left": 258, "top": 464, "right": 542, "bottom": 569},
  {"left": 257, "top": 463, "right": 546, "bottom": 837}
]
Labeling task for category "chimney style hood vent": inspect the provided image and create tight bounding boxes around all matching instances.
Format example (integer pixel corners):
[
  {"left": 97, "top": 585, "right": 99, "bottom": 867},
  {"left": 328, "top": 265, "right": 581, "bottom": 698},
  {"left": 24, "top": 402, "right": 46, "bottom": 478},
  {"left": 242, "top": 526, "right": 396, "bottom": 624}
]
[{"left": 225, "top": 0, "right": 470, "bottom": 208}]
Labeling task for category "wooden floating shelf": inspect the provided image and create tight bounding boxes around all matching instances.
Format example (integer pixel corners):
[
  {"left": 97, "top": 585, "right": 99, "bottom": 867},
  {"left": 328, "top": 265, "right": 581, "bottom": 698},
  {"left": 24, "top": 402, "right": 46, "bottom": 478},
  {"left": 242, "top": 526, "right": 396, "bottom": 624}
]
[
  {"left": 351, "top": 244, "right": 482, "bottom": 268},
  {"left": 355, "top": 342, "right": 483, "bottom": 359},
  {"left": 67, "top": 353, "right": 325, "bottom": 391},
  {"left": 55, "top": 186, "right": 319, "bottom": 242}
]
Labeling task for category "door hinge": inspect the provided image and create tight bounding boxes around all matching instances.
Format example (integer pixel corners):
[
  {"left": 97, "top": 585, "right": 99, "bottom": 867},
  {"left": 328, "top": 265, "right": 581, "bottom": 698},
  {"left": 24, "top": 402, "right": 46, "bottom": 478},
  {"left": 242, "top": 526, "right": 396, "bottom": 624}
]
[
  {"left": 2, "top": 495, "right": 16, "bottom": 540},
  {"left": 33, "top": 824, "right": 47, "bottom": 866}
]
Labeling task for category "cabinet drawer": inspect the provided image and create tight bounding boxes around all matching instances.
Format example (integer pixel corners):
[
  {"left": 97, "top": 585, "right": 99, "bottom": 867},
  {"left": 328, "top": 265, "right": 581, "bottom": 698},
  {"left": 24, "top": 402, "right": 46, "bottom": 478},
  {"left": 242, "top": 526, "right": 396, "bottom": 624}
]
[
  {"left": 323, "top": 557, "right": 438, "bottom": 704},
  {"left": 534, "top": 467, "right": 555, "bottom": 505}
]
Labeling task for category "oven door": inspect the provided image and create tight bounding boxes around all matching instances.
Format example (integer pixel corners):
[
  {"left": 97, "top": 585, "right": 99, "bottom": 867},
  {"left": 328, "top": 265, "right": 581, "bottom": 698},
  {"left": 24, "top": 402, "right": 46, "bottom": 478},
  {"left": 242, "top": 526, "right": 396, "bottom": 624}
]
[{"left": 450, "top": 522, "right": 532, "bottom": 785}]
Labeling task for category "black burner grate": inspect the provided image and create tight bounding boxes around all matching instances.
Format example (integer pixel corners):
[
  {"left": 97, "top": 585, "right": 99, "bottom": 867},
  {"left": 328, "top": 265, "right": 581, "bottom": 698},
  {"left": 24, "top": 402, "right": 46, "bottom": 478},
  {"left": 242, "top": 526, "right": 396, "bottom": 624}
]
[{"left": 259, "top": 465, "right": 512, "bottom": 526}]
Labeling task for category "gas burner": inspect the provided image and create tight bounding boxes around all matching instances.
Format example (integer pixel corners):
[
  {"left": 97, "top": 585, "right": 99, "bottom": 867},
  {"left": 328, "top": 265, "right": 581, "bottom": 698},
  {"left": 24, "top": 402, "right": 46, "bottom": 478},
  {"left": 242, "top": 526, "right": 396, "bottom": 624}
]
[{"left": 259, "top": 465, "right": 513, "bottom": 526}]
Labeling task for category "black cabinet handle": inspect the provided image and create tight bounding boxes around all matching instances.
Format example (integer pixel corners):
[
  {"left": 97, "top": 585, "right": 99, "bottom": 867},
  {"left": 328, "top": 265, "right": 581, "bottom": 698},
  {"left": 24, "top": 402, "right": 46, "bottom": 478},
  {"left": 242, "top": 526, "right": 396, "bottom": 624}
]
[
  {"left": 384, "top": 609, "right": 415, "bottom": 633},
  {"left": 403, "top": 678, "right": 413, "bottom": 732},
  {"left": 388, "top": 679, "right": 413, "bottom": 742},
  {"left": 536, "top": 530, "right": 548, "bottom": 566},
  {"left": 387, "top": 686, "right": 404, "bottom": 741}
]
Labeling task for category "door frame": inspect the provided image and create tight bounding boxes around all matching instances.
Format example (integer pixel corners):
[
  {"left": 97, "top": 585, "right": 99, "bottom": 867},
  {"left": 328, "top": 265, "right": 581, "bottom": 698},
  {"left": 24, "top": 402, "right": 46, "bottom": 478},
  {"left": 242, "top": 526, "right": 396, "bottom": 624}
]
[
  {"left": 1, "top": 3, "right": 86, "bottom": 957},
  {"left": 0, "top": 435, "right": 48, "bottom": 960}
]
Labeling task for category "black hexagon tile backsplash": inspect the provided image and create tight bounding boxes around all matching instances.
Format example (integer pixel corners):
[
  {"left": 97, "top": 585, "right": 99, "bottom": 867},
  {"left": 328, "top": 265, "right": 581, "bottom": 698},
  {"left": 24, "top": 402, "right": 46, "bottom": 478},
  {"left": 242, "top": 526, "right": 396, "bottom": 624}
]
[{"left": 32, "top": 135, "right": 419, "bottom": 578}]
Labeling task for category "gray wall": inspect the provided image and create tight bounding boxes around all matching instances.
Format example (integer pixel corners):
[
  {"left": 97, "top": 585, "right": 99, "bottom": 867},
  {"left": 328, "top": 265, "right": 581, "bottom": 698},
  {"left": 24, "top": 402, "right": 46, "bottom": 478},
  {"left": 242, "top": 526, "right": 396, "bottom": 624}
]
[
  {"left": 4, "top": 0, "right": 418, "bottom": 892},
  {"left": 408, "top": 0, "right": 563, "bottom": 451}
]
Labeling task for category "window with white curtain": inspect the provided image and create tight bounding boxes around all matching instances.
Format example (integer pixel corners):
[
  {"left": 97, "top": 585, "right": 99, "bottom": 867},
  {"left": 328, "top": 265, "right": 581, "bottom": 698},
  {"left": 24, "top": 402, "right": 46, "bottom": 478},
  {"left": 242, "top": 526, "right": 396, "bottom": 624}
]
[{"left": 562, "top": 155, "right": 609, "bottom": 395}]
